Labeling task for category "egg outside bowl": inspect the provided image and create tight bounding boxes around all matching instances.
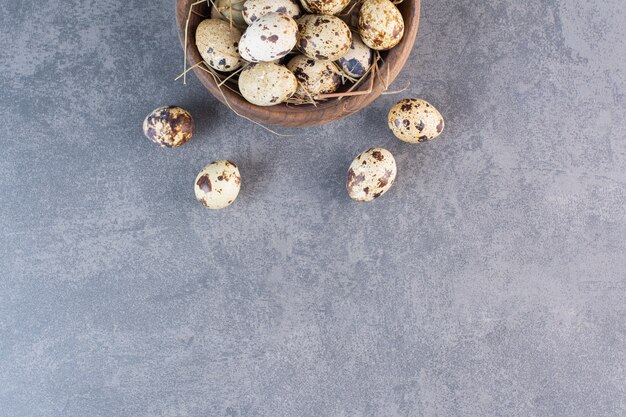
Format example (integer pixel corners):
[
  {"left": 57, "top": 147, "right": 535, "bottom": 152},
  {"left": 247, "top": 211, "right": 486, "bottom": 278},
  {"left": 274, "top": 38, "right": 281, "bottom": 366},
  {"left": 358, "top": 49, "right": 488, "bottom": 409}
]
[{"left": 175, "top": 0, "right": 420, "bottom": 127}]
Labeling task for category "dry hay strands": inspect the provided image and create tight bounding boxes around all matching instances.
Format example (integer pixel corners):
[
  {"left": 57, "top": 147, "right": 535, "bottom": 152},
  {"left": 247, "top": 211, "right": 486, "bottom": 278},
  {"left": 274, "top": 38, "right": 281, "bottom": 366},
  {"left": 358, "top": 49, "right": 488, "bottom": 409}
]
[
  {"left": 183, "top": 0, "right": 207, "bottom": 85},
  {"left": 208, "top": 0, "right": 238, "bottom": 30},
  {"left": 381, "top": 81, "right": 411, "bottom": 95},
  {"left": 317, "top": 51, "right": 385, "bottom": 101},
  {"left": 195, "top": 64, "right": 295, "bottom": 137}
]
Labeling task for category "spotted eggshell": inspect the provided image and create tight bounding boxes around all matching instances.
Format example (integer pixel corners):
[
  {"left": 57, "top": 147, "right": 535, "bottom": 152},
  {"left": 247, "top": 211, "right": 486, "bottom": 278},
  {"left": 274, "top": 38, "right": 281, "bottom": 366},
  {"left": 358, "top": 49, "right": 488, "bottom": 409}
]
[
  {"left": 238, "top": 62, "right": 298, "bottom": 106},
  {"left": 194, "top": 160, "right": 241, "bottom": 210},
  {"left": 242, "top": 0, "right": 301, "bottom": 24},
  {"left": 336, "top": 34, "right": 373, "bottom": 78},
  {"left": 297, "top": 15, "right": 352, "bottom": 61},
  {"left": 388, "top": 99, "right": 445, "bottom": 143},
  {"left": 196, "top": 19, "right": 244, "bottom": 72},
  {"left": 300, "top": 0, "right": 351, "bottom": 15},
  {"left": 286, "top": 54, "right": 342, "bottom": 98},
  {"left": 359, "top": 0, "right": 404, "bottom": 50},
  {"left": 238, "top": 12, "right": 298, "bottom": 62},
  {"left": 210, "top": 0, "right": 247, "bottom": 29},
  {"left": 143, "top": 106, "right": 194, "bottom": 148},
  {"left": 346, "top": 148, "right": 397, "bottom": 202}
]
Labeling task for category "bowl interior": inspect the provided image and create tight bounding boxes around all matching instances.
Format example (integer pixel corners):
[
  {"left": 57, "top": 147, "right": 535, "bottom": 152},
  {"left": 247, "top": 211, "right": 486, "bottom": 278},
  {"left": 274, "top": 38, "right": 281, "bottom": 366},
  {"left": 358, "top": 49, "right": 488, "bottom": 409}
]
[{"left": 176, "top": 0, "right": 420, "bottom": 127}]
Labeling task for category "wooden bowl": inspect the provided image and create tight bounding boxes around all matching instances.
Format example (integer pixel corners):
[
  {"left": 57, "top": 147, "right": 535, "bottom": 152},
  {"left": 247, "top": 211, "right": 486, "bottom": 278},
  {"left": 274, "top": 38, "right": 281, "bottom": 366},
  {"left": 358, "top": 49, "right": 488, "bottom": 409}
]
[{"left": 176, "top": 0, "right": 420, "bottom": 127}]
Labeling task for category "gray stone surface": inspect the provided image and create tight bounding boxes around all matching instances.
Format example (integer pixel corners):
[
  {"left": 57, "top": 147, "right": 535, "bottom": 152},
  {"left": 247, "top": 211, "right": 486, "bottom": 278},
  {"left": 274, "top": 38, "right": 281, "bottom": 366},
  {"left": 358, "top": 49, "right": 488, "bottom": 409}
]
[{"left": 1, "top": 0, "right": 625, "bottom": 416}]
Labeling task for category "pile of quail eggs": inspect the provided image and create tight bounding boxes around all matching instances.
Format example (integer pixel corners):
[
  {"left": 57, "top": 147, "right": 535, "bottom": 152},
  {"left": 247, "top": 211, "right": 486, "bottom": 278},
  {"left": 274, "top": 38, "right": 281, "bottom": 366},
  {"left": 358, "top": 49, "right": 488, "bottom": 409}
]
[
  {"left": 197, "top": 0, "right": 406, "bottom": 106},
  {"left": 143, "top": 97, "right": 445, "bottom": 209},
  {"left": 141, "top": 0, "right": 446, "bottom": 210}
]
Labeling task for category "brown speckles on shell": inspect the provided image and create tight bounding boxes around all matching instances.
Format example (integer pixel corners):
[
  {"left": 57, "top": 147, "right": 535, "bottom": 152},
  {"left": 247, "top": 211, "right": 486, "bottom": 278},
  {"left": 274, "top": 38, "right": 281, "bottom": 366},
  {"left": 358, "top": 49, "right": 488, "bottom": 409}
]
[
  {"left": 239, "top": 12, "right": 298, "bottom": 62},
  {"left": 242, "top": 0, "right": 301, "bottom": 24},
  {"left": 143, "top": 106, "right": 194, "bottom": 148},
  {"left": 297, "top": 14, "right": 352, "bottom": 61},
  {"left": 388, "top": 99, "right": 445, "bottom": 143},
  {"left": 346, "top": 167, "right": 366, "bottom": 189},
  {"left": 436, "top": 119, "right": 445, "bottom": 133},
  {"left": 196, "top": 175, "right": 212, "bottom": 193},
  {"left": 196, "top": 19, "right": 244, "bottom": 72},
  {"left": 377, "top": 169, "right": 393, "bottom": 188},
  {"left": 239, "top": 62, "right": 298, "bottom": 106},
  {"left": 301, "top": 0, "right": 351, "bottom": 15},
  {"left": 194, "top": 160, "right": 241, "bottom": 210},
  {"left": 358, "top": 0, "right": 405, "bottom": 51},
  {"left": 371, "top": 150, "right": 384, "bottom": 161},
  {"left": 287, "top": 54, "right": 342, "bottom": 98},
  {"left": 261, "top": 34, "right": 280, "bottom": 43},
  {"left": 346, "top": 147, "right": 397, "bottom": 202}
]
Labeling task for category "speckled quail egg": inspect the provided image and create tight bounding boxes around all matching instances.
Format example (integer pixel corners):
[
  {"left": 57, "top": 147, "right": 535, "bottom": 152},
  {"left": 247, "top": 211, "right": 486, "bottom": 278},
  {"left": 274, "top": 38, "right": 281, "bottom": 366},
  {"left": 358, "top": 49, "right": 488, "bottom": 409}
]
[
  {"left": 359, "top": 0, "right": 404, "bottom": 50},
  {"left": 210, "top": 0, "right": 247, "bottom": 29},
  {"left": 388, "top": 99, "right": 445, "bottom": 143},
  {"left": 336, "top": 33, "right": 373, "bottom": 78},
  {"left": 194, "top": 160, "right": 241, "bottom": 209},
  {"left": 238, "top": 12, "right": 298, "bottom": 62},
  {"left": 242, "top": 0, "right": 300, "bottom": 24},
  {"left": 300, "top": 0, "right": 351, "bottom": 15},
  {"left": 296, "top": 15, "right": 352, "bottom": 61},
  {"left": 143, "top": 106, "right": 194, "bottom": 148},
  {"left": 195, "top": 19, "right": 244, "bottom": 72},
  {"left": 346, "top": 148, "right": 397, "bottom": 202},
  {"left": 238, "top": 62, "right": 298, "bottom": 106},
  {"left": 287, "top": 54, "right": 343, "bottom": 98}
]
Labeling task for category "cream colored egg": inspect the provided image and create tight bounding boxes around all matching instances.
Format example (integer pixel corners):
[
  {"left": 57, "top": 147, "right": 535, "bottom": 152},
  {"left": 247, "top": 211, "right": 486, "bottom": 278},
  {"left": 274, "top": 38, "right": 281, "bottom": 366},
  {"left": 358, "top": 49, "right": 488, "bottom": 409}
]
[
  {"left": 388, "top": 99, "right": 445, "bottom": 143},
  {"left": 238, "top": 12, "right": 298, "bottom": 62},
  {"left": 194, "top": 160, "right": 241, "bottom": 210},
  {"left": 242, "top": 0, "right": 301, "bottom": 24},
  {"left": 346, "top": 148, "right": 397, "bottom": 202},
  {"left": 209, "top": 0, "right": 247, "bottom": 29},
  {"left": 195, "top": 19, "right": 244, "bottom": 72},
  {"left": 286, "top": 54, "right": 342, "bottom": 98},
  {"left": 238, "top": 62, "right": 298, "bottom": 106},
  {"left": 300, "top": 0, "right": 351, "bottom": 15},
  {"left": 336, "top": 33, "right": 373, "bottom": 78},
  {"left": 297, "top": 15, "right": 352, "bottom": 61},
  {"left": 359, "top": 0, "right": 404, "bottom": 50}
]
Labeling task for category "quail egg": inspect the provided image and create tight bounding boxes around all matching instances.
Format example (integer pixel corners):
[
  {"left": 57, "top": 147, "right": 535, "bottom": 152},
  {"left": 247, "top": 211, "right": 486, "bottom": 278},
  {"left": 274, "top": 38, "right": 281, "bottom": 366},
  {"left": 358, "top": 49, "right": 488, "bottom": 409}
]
[
  {"left": 238, "top": 62, "right": 298, "bottom": 106},
  {"left": 242, "top": 0, "right": 301, "bottom": 24},
  {"left": 336, "top": 33, "right": 373, "bottom": 78},
  {"left": 388, "top": 99, "right": 445, "bottom": 143},
  {"left": 346, "top": 148, "right": 397, "bottom": 202},
  {"left": 297, "top": 14, "right": 352, "bottom": 61},
  {"left": 194, "top": 160, "right": 241, "bottom": 209},
  {"left": 238, "top": 12, "right": 298, "bottom": 62},
  {"left": 143, "top": 106, "right": 194, "bottom": 148},
  {"left": 300, "top": 0, "right": 351, "bottom": 15},
  {"left": 210, "top": 0, "right": 247, "bottom": 28},
  {"left": 195, "top": 19, "right": 244, "bottom": 72},
  {"left": 359, "top": 0, "right": 404, "bottom": 50},
  {"left": 287, "top": 54, "right": 343, "bottom": 98}
]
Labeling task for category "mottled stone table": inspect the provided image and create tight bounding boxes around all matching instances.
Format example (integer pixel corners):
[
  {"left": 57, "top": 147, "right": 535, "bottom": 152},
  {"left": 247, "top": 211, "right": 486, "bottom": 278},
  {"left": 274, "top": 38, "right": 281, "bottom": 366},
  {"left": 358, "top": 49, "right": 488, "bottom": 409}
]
[{"left": 1, "top": 1, "right": 624, "bottom": 416}]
